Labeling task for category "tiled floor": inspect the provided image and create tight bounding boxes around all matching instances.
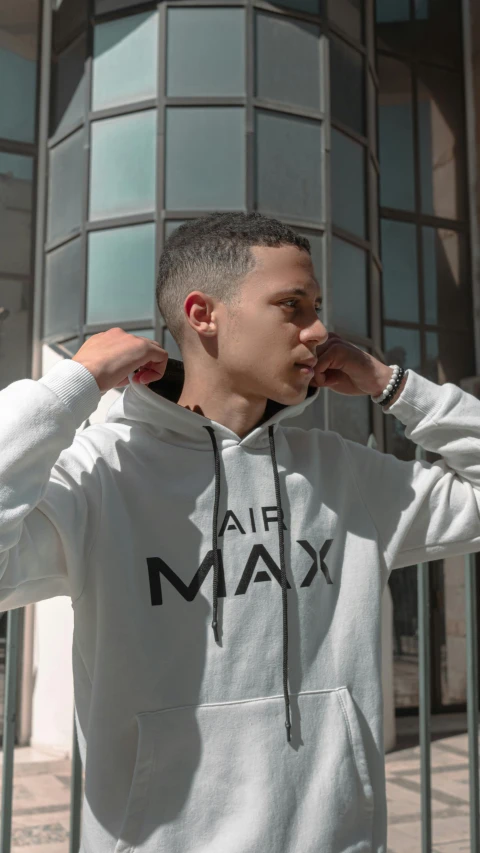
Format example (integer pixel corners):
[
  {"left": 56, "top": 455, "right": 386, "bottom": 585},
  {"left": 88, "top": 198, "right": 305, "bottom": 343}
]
[
  {"left": 0, "top": 732, "right": 477, "bottom": 851},
  {"left": 386, "top": 731, "right": 478, "bottom": 853}
]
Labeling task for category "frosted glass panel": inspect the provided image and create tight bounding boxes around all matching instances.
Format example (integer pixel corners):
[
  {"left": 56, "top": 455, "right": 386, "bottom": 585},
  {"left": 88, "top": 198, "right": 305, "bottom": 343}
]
[
  {"left": 52, "top": 35, "right": 86, "bottom": 138},
  {"left": 44, "top": 238, "right": 83, "bottom": 339},
  {"left": 92, "top": 12, "right": 157, "bottom": 111},
  {"left": 330, "top": 36, "right": 364, "bottom": 134},
  {"left": 256, "top": 13, "right": 321, "bottom": 111},
  {"left": 87, "top": 224, "right": 155, "bottom": 324},
  {"left": 167, "top": 8, "right": 244, "bottom": 97},
  {"left": 0, "top": 49, "right": 37, "bottom": 142},
  {"left": 90, "top": 111, "right": 156, "bottom": 220},
  {"left": 256, "top": 111, "right": 322, "bottom": 222},
  {"left": 331, "top": 129, "right": 365, "bottom": 237},
  {"left": 332, "top": 238, "right": 367, "bottom": 336},
  {"left": 381, "top": 220, "right": 418, "bottom": 323},
  {"left": 48, "top": 129, "right": 84, "bottom": 243},
  {"left": 165, "top": 108, "right": 245, "bottom": 211},
  {"left": 296, "top": 231, "right": 323, "bottom": 280}
]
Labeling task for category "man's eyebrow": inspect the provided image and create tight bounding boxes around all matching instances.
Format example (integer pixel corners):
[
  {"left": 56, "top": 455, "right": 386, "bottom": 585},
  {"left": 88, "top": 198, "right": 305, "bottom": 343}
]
[{"left": 275, "top": 286, "right": 323, "bottom": 302}]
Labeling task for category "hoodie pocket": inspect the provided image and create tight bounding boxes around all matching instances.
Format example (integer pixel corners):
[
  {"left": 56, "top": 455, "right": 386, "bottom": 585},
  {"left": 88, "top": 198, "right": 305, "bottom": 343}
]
[{"left": 114, "top": 687, "right": 374, "bottom": 853}]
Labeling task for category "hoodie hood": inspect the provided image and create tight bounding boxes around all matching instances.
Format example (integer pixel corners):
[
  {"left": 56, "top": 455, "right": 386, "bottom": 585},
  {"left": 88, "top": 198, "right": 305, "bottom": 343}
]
[{"left": 106, "top": 359, "right": 320, "bottom": 450}]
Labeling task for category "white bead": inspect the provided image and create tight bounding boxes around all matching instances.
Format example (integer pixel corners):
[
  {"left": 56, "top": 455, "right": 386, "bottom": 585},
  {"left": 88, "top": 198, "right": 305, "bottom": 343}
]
[{"left": 386, "top": 383, "right": 393, "bottom": 392}]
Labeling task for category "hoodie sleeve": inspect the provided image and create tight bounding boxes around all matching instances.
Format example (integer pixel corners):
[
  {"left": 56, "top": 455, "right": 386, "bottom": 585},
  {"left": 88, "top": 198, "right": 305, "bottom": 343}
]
[
  {"left": 340, "top": 369, "right": 480, "bottom": 573},
  {"left": 0, "top": 359, "right": 102, "bottom": 610}
]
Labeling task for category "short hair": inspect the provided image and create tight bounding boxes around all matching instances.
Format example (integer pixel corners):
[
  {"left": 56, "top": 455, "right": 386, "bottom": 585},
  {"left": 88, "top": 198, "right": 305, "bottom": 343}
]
[{"left": 156, "top": 212, "right": 311, "bottom": 345}]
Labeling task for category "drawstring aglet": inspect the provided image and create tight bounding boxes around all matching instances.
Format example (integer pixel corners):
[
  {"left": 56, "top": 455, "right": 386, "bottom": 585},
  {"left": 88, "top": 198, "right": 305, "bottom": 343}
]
[
  {"left": 211, "top": 619, "right": 219, "bottom": 643},
  {"left": 285, "top": 713, "right": 292, "bottom": 742}
]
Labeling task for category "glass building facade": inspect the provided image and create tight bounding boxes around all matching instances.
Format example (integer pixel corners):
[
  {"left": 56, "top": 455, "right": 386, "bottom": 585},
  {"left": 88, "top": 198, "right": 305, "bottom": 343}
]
[{"left": 0, "top": 0, "right": 479, "bottom": 718}]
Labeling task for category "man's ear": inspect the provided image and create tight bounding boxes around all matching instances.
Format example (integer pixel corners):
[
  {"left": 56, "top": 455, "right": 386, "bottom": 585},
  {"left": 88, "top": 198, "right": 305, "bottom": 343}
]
[{"left": 184, "top": 291, "right": 217, "bottom": 337}]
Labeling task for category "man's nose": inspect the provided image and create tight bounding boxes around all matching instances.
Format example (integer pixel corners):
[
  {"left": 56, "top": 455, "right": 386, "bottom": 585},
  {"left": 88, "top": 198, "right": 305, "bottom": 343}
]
[{"left": 301, "top": 317, "right": 328, "bottom": 347}]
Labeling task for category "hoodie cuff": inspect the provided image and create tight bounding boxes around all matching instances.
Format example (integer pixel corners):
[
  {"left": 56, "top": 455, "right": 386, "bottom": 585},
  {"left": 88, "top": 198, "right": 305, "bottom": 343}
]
[
  {"left": 386, "top": 369, "right": 447, "bottom": 425},
  {"left": 39, "top": 359, "right": 102, "bottom": 428}
]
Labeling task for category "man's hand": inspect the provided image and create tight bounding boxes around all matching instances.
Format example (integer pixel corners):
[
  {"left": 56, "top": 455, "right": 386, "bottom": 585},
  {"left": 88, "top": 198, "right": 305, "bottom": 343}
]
[
  {"left": 310, "top": 333, "right": 405, "bottom": 403},
  {"left": 72, "top": 328, "right": 169, "bottom": 393}
]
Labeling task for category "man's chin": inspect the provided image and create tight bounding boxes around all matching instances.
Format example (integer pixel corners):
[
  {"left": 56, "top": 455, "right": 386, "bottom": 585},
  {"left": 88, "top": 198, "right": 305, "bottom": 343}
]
[{"left": 266, "top": 382, "right": 310, "bottom": 407}]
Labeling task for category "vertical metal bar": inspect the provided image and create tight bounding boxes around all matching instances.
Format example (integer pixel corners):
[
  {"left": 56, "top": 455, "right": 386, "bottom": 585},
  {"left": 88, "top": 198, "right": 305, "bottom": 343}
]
[
  {"left": 365, "top": 0, "right": 382, "bottom": 451},
  {"left": 416, "top": 443, "right": 432, "bottom": 853},
  {"left": 245, "top": 0, "right": 254, "bottom": 213},
  {"left": 465, "top": 551, "right": 479, "bottom": 853},
  {"left": 0, "top": 609, "right": 21, "bottom": 853},
  {"left": 321, "top": 32, "right": 331, "bottom": 435},
  {"left": 69, "top": 713, "right": 83, "bottom": 853},
  {"left": 461, "top": 0, "right": 480, "bottom": 377},
  {"left": 31, "top": 0, "right": 53, "bottom": 381},
  {"left": 155, "top": 2, "right": 167, "bottom": 344},
  {"left": 78, "top": 0, "right": 94, "bottom": 351}
]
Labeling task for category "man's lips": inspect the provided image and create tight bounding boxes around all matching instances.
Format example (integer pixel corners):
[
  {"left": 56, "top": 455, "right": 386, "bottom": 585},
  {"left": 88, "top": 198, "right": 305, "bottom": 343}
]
[
  {"left": 295, "top": 359, "right": 317, "bottom": 376},
  {"left": 294, "top": 358, "right": 317, "bottom": 374}
]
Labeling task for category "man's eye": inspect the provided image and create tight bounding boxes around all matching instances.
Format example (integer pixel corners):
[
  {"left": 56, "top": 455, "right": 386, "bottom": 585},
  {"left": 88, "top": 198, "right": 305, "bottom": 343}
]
[
  {"left": 282, "top": 300, "right": 297, "bottom": 308},
  {"left": 315, "top": 305, "right": 323, "bottom": 315}
]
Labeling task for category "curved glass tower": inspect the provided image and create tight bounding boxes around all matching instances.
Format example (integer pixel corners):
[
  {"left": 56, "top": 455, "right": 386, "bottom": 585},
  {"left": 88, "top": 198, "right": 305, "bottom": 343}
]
[{"left": 43, "top": 0, "right": 380, "bottom": 444}]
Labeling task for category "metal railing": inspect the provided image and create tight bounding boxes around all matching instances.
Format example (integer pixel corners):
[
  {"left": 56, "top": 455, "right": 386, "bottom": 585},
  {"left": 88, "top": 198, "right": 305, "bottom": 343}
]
[
  {"left": 0, "top": 608, "right": 83, "bottom": 853},
  {"left": 0, "top": 443, "right": 478, "bottom": 852}
]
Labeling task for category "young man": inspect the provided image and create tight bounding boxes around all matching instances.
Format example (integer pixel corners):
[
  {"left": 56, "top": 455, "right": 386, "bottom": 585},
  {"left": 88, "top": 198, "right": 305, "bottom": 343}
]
[{"left": 0, "top": 212, "right": 479, "bottom": 853}]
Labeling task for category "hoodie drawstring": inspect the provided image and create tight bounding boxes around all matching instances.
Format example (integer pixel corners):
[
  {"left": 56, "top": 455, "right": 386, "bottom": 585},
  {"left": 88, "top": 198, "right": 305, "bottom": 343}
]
[
  {"left": 204, "top": 427, "right": 221, "bottom": 643},
  {"left": 204, "top": 425, "right": 292, "bottom": 743},
  {"left": 268, "top": 425, "right": 292, "bottom": 743}
]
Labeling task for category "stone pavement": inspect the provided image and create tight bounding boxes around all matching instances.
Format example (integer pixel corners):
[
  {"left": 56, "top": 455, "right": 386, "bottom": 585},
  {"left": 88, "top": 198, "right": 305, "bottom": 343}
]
[
  {"left": 386, "top": 730, "right": 476, "bottom": 853},
  {"left": 0, "top": 730, "right": 478, "bottom": 852}
]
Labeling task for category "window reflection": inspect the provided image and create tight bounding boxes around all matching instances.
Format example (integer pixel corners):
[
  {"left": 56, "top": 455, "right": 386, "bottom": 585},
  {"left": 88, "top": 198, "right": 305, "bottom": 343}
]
[
  {"left": 422, "top": 228, "right": 469, "bottom": 329},
  {"left": 415, "top": 0, "right": 461, "bottom": 68},
  {"left": 381, "top": 220, "right": 418, "bottom": 323},
  {"left": 384, "top": 327, "right": 420, "bottom": 461},
  {"left": 378, "top": 56, "right": 414, "bottom": 211},
  {"left": 376, "top": 0, "right": 413, "bottom": 55},
  {"left": 425, "top": 330, "right": 474, "bottom": 386},
  {"left": 418, "top": 66, "right": 466, "bottom": 221}
]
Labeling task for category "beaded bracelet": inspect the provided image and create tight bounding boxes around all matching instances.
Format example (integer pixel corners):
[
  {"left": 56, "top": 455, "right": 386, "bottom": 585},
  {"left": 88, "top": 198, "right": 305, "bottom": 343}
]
[{"left": 371, "top": 365, "right": 405, "bottom": 407}]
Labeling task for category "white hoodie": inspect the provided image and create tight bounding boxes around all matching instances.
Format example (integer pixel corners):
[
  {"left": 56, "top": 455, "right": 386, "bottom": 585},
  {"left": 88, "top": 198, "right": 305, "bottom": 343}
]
[{"left": 1, "top": 357, "right": 480, "bottom": 853}]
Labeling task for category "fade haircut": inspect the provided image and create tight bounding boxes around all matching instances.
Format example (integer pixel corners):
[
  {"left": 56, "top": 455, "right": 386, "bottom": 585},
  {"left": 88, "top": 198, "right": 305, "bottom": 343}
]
[{"left": 156, "top": 212, "right": 311, "bottom": 345}]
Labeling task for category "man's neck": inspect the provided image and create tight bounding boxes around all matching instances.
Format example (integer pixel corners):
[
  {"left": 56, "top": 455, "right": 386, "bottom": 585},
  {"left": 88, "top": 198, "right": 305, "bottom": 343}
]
[{"left": 177, "top": 368, "right": 268, "bottom": 439}]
